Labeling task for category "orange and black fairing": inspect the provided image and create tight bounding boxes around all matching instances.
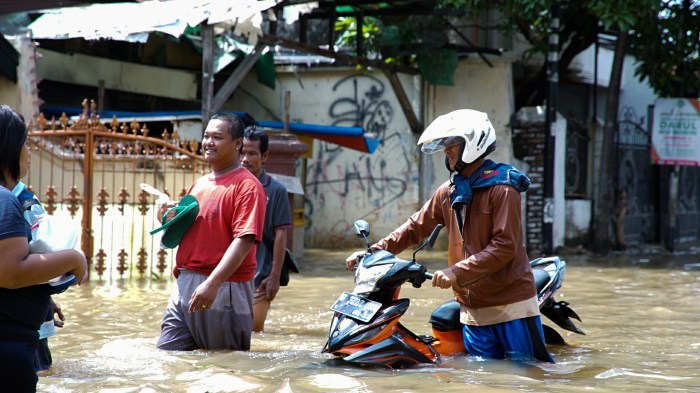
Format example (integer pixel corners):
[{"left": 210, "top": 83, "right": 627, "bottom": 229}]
[{"left": 323, "top": 296, "right": 468, "bottom": 368}]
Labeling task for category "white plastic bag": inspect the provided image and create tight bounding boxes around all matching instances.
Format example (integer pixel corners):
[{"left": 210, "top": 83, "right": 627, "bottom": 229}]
[{"left": 28, "top": 213, "right": 79, "bottom": 254}]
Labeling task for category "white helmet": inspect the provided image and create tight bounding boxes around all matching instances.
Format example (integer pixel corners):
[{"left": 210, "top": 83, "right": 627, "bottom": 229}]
[{"left": 417, "top": 109, "right": 496, "bottom": 171}]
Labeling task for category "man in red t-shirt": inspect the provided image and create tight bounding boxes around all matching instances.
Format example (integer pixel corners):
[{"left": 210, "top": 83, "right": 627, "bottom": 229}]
[{"left": 156, "top": 113, "right": 266, "bottom": 351}]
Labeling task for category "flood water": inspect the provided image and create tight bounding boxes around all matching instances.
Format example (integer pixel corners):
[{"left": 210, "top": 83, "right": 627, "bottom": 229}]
[{"left": 38, "top": 247, "right": 700, "bottom": 393}]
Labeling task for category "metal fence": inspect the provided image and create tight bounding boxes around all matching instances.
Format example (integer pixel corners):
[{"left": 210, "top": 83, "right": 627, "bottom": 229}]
[
  {"left": 615, "top": 108, "right": 659, "bottom": 245},
  {"left": 26, "top": 100, "right": 207, "bottom": 282},
  {"left": 677, "top": 166, "right": 700, "bottom": 242}
]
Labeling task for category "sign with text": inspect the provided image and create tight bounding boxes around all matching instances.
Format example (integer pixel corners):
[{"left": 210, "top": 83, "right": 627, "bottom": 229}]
[{"left": 651, "top": 98, "right": 700, "bottom": 166}]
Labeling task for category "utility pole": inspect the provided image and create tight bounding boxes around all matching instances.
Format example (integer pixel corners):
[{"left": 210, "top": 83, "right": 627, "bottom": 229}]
[
  {"left": 543, "top": 2, "right": 560, "bottom": 255},
  {"left": 664, "top": 0, "right": 691, "bottom": 252}
]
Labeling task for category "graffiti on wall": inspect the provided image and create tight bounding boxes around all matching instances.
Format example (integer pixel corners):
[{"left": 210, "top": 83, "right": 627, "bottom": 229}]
[
  {"left": 329, "top": 74, "right": 393, "bottom": 139},
  {"left": 305, "top": 74, "right": 418, "bottom": 247}
]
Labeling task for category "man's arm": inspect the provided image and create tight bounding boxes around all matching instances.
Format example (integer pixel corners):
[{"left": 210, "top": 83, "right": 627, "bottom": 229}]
[
  {"left": 0, "top": 237, "right": 88, "bottom": 288},
  {"left": 187, "top": 234, "right": 255, "bottom": 312},
  {"left": 260, "top": 227, "right": 287, "bottom": 299},
  {"left": 376, "top": 183, "right": 450, "bottom": 253},
  {"left": 347, "top": 183, "right": 449, "bottom": 271},
  {"left": 261, "top": 180, "right": 292, "bottom": 295}
]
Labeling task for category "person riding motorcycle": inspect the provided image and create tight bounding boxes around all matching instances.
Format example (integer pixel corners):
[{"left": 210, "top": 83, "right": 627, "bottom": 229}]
[{"left": 346, "top": 109, "right": 554, "bottom": 363}]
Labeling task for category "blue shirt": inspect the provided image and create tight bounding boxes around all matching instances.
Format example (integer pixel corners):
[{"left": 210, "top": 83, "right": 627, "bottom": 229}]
[{"left": 0, "top": 187, "right": 50, "bottom": 339}]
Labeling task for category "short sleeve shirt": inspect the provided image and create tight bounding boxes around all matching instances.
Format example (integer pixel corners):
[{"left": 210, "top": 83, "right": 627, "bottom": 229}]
[
  {"left": 0, "top": 187, "right": 49, "bottom": 338},
  {"left": 253, "top": 170, "right": 292, "bottom": 286},
  {"left": 175, "top": 168, "right": 266, "bottom": 282}
]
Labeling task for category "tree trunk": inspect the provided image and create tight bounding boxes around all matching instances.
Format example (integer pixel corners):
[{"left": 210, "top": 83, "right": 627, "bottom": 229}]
[{"left": 592, "top": 30, "right": 627, "bottom": 253}]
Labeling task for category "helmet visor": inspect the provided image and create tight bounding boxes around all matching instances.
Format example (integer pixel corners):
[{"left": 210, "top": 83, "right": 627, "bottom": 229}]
[{"left": 420, "top": 136, "right": 464, "bottom": 154}]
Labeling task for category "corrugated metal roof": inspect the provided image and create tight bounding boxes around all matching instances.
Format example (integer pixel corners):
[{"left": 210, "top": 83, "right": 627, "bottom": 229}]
[
  {"left": 0, "top": 1, "right": 133, "bottom": 16},
  {"left": 27, "top": 0, "right": 276, "bottom": 43}
]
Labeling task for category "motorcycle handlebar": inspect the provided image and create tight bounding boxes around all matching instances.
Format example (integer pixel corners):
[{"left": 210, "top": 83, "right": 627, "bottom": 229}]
[{"left": 424, "top": 271, "right": 434, "bottom": 280}]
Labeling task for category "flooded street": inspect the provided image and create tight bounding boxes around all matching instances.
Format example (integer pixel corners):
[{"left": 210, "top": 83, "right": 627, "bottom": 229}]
[{"left": 38, "top": 247, "right": 700, "bottom": 392}]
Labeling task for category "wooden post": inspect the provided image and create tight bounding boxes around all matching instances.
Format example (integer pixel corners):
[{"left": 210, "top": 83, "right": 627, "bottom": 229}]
[
  {"left": 284, "top": 90, "right": 290, "bottom": 133},
  {"left": 201, "top": 23, "right": 215, "bottom": 129},
  {"left": 211, "top": 42, "right": 266, "bottom": 113},
  {"left": 384, "top": 70, "right": 422, "bottom": 134}
]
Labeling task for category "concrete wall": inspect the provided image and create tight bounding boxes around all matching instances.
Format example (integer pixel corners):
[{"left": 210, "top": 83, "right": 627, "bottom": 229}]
[
  {"left": 2, "top": 32, "right": 40, "bottom": 121},
  {"left": 224, "top": 57, "right": 516, "bottom": 249},
  {"left": 565, "top": 199, "right": 592, "bottom": 245},
  {"left": 226, "top": 67, "right": 423, "bottom": 248},
  {"left": 422, "top": 58, "right": 516, "bottom": 200}
]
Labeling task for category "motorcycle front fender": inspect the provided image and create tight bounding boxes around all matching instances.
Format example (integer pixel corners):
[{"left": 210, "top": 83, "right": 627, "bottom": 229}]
[
  {"left": 343, "top": 334, "right": 436, "bottom": 369},
  {"left": 325, "top": 299, "right": 410, "bottom": 353}
]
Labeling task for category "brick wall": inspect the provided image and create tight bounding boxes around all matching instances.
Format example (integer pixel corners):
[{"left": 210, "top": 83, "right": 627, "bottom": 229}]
[{"left": 512, "top": 121, "right": 546, "bottom": 255}]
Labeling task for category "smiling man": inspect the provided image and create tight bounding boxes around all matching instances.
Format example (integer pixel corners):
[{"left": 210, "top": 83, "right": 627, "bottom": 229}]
[{"left": 156, "top": 112, "right": 266, "bottom": 351}]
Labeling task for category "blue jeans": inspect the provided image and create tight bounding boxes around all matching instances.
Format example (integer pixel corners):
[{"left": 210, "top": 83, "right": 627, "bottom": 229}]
[{"left": 463, "top": 316, "right": 554, "bottom": 363}]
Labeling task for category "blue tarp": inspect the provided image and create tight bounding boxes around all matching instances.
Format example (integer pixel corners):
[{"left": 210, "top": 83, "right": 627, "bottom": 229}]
[{"left": 41, "top": 107, "right": 380, "bottom": 154}]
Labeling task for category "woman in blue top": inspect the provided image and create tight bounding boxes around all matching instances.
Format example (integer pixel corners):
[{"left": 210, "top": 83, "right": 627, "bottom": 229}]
[{"left": 0, "top": 105, "right": 88, "bottom": 393}]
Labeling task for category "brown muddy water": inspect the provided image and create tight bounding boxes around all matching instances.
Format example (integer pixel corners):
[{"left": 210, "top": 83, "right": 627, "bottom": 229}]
[{"left": 37, "top": 247, "right": 700, "bottom": 392}]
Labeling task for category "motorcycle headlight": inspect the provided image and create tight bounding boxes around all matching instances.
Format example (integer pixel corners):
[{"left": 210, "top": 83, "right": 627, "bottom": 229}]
[
  {"left": 353, "top": 263, "right": 392, "bottom": 294},
  {"left": 343, "top": 324, "right": 387, "bottom": 346}
]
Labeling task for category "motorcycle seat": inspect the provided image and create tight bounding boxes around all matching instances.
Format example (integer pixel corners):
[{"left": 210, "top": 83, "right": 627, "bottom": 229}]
[
  {"left": 429, "top": 300, "right": 461, "bottom": 332},
  {"left": 533, "top": 268, "right": 550, "bottom": 293},
  {"left": 429, "top": 269, "right": 552, "bottom": 332}
]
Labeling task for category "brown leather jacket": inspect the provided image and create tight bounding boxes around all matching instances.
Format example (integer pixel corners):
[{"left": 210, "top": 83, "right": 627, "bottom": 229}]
[{"left": 372, "top": 180, "right": 536, "bottom": 309}]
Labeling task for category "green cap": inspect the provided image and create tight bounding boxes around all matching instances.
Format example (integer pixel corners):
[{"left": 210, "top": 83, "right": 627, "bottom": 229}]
[{"left": 149, "top": 194, "right": 199, "bottom": 249}]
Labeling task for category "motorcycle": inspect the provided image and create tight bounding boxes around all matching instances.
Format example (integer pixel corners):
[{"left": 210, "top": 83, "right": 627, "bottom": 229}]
[{"left": 322, "top": 220, "right": 584, "bottom": 369}]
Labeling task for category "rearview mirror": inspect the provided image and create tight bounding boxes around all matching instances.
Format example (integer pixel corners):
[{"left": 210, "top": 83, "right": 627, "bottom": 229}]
[
  {"left": 425, "top": 224, "right": 443, "bottom": 249},
  {"left": 353, "top": 220, "right": 372, "bottom": 251},
  {"left": 353, "top": 220, "right": 370, "bottom": 238},
  {"left": 412, "top": 224, "right": 443, "bottom": 262}
]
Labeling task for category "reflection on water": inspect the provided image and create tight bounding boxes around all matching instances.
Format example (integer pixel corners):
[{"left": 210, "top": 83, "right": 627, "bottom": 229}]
[{"left": 38, "top": 248, "right": 700, "bottom": 392}]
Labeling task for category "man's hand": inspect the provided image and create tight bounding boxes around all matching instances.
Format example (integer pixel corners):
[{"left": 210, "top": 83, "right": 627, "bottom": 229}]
[
  {"left": 345, "top": 251, "right": 365, "bottom": 272},
  {"left": 431, "top": 268, "right": 454, "bottom": 289},
  {"left": 157, "top": 201, "right": 178, "bottom": 224},
  {"left": 188, "top": 279, "right": 219, "bottom": 313},
  {"left": 259, "top": 275, "right": 281, "bottom": 301},
  {"left": 50, "top": 298, "right": 65, "bottom": 328}
]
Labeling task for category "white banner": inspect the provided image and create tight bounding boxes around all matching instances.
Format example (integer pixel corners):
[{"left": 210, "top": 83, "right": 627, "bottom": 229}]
[{"left": 651, "top": 98, "right": 700, "bottom": 166}]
